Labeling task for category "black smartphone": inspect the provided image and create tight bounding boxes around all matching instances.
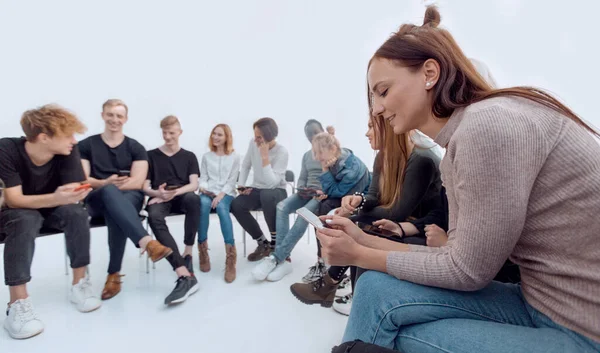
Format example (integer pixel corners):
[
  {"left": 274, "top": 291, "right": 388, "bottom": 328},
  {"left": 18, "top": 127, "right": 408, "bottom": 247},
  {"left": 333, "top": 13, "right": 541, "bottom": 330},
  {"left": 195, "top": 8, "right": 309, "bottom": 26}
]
[
  {"left": 118, "top": 170, "right": 130, "bottom": 177},
  {"left": 202, "top": 190, "right": 217, "bottom": 198},
  {"left": 296, "top": 187, "right": 319, "bottom": 197},
  {"left": 165, "top": 185, "right": 180, "bottom": 191},
  {"left": 237, "top": 186, "right": 247, "bottom": 192},
  {"left": 357, "top": 222, "right": 400, "bottom": 238}
]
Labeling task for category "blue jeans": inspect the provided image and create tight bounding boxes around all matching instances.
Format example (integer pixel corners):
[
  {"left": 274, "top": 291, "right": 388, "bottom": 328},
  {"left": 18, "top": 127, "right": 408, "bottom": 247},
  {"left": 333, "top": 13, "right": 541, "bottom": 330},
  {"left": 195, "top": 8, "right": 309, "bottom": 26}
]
[
  {"left": 344, "top": 271, "right": 600, "bottom": 353},
  {"left": 272, "top": 194, "right": 320, "bottom": 263},
  {"left": 199, "top": 194, "right": 234, "bottom": 245}
]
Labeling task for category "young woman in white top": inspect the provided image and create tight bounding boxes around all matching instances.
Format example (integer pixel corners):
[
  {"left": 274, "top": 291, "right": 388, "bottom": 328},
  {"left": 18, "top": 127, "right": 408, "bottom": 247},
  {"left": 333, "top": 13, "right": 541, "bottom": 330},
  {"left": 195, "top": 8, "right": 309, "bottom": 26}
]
[{"left": 193, "top": 124, "right": 240, "bottom": 283}]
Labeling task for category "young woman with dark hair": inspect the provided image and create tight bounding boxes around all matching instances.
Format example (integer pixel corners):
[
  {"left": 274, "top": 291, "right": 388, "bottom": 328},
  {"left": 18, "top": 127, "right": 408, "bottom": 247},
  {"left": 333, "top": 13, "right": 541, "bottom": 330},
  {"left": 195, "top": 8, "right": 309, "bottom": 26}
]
[{"left": 318, "top": 6, "right": 600, "bottom": 352}]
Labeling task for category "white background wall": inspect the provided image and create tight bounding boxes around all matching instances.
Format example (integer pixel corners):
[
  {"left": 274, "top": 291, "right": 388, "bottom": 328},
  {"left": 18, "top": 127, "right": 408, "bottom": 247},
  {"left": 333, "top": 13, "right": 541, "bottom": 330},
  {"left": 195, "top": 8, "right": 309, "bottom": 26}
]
[{"left": 1, "top": 0, "right": 598, "bottom": 178}]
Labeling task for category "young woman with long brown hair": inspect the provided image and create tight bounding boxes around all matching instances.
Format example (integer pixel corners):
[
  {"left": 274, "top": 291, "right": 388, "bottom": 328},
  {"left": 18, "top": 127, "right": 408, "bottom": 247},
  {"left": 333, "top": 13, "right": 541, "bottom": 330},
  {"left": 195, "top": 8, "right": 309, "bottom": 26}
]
[
  {"left": 195, "top": 124, "right": 240, "bottom": 283},
  {"left": 320, "top": 6, "right": 600, "bottom": 352}
]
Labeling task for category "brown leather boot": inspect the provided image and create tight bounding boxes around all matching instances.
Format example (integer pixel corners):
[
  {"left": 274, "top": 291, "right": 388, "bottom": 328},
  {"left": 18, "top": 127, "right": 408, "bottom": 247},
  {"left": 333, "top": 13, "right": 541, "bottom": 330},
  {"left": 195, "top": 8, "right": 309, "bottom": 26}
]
[
  {"left": 224, "top": 244, "right": 237, "bottom": 283},
  {"left": 198, "top": 241, "right": 211, "bottom": 272},
  {"left": 145, "top": 240, "right": 173, "bottom": 262},
  {"left": 101, "top": 273, "right": 124, "bottom": 300},
  {"left": 247, "top": 240, "right": 271, "bottom": 262},
  {"left": 290, "top": 272, "right": 338, "bottom": 307}
]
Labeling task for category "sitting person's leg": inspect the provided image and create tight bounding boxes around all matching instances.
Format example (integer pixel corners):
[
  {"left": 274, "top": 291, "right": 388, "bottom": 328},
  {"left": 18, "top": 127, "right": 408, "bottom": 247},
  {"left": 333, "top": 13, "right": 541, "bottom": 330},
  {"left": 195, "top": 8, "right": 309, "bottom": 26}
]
[
  {"left": 344, "top": 271, "right": 576, "bottom": 351},
  {"left": 1, "top": 208, "right": 45, "bottom": 339},
  {"left": 147, "top": 194, "right": 199, "bottom": 305},
  {"left": 230, "top": 189, "right": 266, "bottom": 261},
  {"left": 214, "top": 195, "right": 236, "bottom": 283},
  {"left": 196, "top": 194, "right": 213, "bottom": 271},
  {"left": 43, "top": 204, "right": 101, "bottom": 312},
  {"left": 252, "top": 197, "right": 319, "bottom": 281},
  {"left": 86, "top": 185, "right": 171, "bottom": 300},
  {"left": 258, "top": 188, "right": 288, "bottom": 252},
  {"left": 274, "top": 193, "right": 310, "bottom": 250},
  {"left": 392, "top": 317, "right": 600, "bottom": 353},
  {"left": 169, "top": 192, "right": 200, "bottom": 272}
]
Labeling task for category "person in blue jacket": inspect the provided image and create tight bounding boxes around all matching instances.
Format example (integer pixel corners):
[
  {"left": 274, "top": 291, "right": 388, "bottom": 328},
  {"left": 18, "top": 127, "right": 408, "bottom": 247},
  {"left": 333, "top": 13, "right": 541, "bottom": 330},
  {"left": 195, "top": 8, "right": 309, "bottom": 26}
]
[{"left": 289, "top": 132, "right": 371, "bottom": 304}]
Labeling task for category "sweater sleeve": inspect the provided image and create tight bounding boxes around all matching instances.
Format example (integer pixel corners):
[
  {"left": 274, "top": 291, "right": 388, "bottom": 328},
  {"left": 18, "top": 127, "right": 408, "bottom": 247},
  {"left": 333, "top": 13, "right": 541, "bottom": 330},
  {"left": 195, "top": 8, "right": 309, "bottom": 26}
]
[
  {"left": 361, "top": 154, "right": 381, "bottom": 212},
  {"left": 222, "top": 154, "right": 240, "bottom": 195},
  {"left": 362, "top": 155, "right": 437, "bottom": 222},
  {"left": 238, "top": 141, "right": 253, "bottom": 186},
  {"left": 199, "top": 154, "right": 209, "bottom": 190},
  {"left": 408, "top": 187, "right": 449, "bottom": 235},
  {"left": 297, "top": 153, "right": 309, "bottom": 188},
  {"left": 386, "top": 111, "right": 539, "bottom": 291},
  {"left": 260, "top": 146, "right": 288, "bottom": 189}
]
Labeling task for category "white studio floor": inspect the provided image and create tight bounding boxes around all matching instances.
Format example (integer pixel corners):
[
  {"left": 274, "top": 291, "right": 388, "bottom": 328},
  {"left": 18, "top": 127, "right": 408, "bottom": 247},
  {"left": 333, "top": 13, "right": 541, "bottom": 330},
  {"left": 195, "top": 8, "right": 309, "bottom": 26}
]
[{"left": 0, "top": 214, "right": 347, "bottom": 353}]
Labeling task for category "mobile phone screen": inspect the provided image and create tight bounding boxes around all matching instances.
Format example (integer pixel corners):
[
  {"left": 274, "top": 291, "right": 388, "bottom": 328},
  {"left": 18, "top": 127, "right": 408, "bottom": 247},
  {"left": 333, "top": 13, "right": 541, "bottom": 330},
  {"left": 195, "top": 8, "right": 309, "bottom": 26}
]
[
  {"left": 357, "top": 222, "right": 398, "bottom": 237},
  {"left": 296, "top": 207, "right": 328, "bottom": 229}
]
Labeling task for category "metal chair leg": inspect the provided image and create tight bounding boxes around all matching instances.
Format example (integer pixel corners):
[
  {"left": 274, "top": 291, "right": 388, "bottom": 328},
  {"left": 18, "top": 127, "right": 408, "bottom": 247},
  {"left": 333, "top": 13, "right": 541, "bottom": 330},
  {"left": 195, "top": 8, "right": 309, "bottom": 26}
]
[
  {"left": 243, "top": 230, "right": 247, "bottom": 257},
  {"left": 64, "top": 238, "right": 69, "bottom": 276},
  {"left": 145, "top": 221, "right": 150, "bottom": 274}
]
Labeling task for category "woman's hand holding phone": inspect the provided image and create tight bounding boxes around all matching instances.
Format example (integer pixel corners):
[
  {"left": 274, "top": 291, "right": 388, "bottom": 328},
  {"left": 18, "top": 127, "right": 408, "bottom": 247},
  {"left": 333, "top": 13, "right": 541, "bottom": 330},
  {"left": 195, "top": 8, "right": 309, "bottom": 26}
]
[{"left": 315, "top": 215, "right": 365, "bottom": 266}]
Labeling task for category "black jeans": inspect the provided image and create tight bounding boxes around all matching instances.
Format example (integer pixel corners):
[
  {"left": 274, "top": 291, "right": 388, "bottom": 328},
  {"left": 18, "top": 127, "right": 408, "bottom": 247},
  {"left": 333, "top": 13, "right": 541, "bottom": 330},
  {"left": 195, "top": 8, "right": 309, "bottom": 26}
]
[
  {"left": 230, "top": 188, "right": 287, "bottom": 240},
  {"left": 0, "top": 204, "right": 90, "bottom": 286},
  {"left": 146, "top": 192, "right": 200, "bottom": 270},
  {"left": 85, "top": 185, "right": 146, "bottom": 275}
]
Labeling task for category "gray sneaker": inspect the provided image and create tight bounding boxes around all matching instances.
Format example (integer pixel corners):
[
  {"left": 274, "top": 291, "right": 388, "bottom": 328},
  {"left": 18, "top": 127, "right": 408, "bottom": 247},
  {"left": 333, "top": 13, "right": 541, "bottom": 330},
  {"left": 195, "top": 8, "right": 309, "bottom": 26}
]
[
  {"left": 164, "top": 276, "right": 199, "bottom": 305},
  {"left": 302, "top": 259, "right": 327, "bottom": 283}
]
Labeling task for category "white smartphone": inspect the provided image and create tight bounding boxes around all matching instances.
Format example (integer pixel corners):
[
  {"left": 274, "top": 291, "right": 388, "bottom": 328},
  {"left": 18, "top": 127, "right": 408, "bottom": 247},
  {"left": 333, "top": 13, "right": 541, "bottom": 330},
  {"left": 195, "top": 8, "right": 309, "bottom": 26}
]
[{"left": 296, "top": 207, "right": 328, "bottom": 229}]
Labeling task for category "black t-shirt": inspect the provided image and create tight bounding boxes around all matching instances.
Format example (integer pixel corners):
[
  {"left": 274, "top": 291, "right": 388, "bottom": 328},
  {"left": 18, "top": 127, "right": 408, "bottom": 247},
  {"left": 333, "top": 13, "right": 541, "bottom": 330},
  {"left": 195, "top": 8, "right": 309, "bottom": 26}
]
[
  {"left": 79, "top": 134, "right": 148, "bottom": 179},
  {"left": 147, "top": 148, "right": 200, "bottom": 188},
  {"left": 0, "top": 137, "right": 86, "bottom": 197}
]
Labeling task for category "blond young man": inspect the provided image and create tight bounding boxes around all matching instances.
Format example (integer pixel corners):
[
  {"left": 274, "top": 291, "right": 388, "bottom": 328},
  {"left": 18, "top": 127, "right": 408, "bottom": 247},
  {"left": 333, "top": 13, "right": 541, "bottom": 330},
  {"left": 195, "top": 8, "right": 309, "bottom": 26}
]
[
  {"left": 0, "top": 105, "right": 101, "bottom": 339},
  {"left": 144, "top": 116, "right": 199, "bottom": 304}
]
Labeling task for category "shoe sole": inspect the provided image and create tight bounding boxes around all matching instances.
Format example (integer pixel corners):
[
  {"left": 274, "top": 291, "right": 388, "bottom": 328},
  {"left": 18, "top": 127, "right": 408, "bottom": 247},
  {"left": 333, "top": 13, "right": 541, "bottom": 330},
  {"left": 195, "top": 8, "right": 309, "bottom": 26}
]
[
  {"left": 70, "top": 299, "right": 102, "bottom": 313},
  {"left": 266, "top": 268, "right": 292, "bottom": 282},
  {"left": 166, "top": 283, "right": 199, "bottom": 305},
  {"left": 4, "top": 325, "right": 44, "bottom": 340},
  {"left": 333, "top": 304, "right": 351, "bottom": 316},
  {"left": 289, "top": 286, "right": 334, "bottom": 308},
  {"left": 152, "top": 248, "right": 174, "bottom": 263}
]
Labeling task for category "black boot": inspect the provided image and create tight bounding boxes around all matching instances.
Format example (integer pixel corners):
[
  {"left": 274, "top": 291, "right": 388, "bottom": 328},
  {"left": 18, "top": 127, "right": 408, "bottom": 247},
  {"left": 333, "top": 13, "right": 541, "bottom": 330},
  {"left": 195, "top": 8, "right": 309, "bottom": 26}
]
[{"left": 332, "top": 340, "right": 399, "bottom": 353}]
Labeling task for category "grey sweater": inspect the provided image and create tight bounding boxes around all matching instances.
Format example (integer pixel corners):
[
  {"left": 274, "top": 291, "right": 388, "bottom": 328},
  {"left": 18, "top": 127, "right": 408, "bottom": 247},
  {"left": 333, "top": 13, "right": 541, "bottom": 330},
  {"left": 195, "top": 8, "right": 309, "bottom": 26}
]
[
  {"left": 387, "top": 96, "right": 600, "bottom": 342},
  {"left": 297, "top": 150, "right": 322, "bottom": 189}
]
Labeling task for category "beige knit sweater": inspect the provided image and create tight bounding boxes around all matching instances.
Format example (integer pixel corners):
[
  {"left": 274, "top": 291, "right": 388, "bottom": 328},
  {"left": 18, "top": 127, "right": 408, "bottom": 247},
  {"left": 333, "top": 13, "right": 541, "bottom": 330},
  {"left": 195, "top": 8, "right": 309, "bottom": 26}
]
[{"left": 387, "top": 96, "right": 600, "bottom": 342}]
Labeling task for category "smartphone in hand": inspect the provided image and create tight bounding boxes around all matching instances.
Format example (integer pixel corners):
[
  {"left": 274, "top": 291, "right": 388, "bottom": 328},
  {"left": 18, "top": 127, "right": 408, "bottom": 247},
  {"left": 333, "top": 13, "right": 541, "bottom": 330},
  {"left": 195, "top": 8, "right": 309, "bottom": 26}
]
[
  {"left": 296, "top": 207, "right": 330, "bottom": 230},
  {"left": 356, "top": 222, "right": 400, "bottom": 238},
  {"left": 73, "top": 183, "right": 92, "bottom": 192},
  {"left": 165, "top": 185, "right": 180, "bottom": 191},
  {"left": 118, "top": 170, "right": 131, "bottom": 177},
  {"left": 237, "top": 186, "right": 247, "bottom": 192},
  {"left": 296, "top": 187, "right": 319, "bottom": 197}
]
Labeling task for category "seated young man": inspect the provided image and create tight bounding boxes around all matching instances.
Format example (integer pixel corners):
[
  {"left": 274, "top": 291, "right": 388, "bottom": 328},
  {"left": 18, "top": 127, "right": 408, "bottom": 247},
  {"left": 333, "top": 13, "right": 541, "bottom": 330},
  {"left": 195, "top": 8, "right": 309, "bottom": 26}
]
[
  {"left": 0, "top": 105, "right": 101, "bottom": 340},
  {"left": 144, "top": 115, "right": 199, "bottom": 304},
  {"left": 79, "top": 99, "right": 172, "bottom": 301},
  {"left": 251, "top": 119, "right": 327, "bottom": 281},
  {"left": 230, "top": 117, "right": 289, "bottom": 262}
]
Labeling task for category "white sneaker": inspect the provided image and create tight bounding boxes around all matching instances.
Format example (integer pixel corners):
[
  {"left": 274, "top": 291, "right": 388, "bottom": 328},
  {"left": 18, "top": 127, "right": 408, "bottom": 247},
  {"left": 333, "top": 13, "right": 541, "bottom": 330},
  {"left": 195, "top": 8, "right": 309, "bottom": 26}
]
[
  {"left": 70, "top": 277, "right": 102, "bottom": 313},
  {"left": 333, "top": 294, "right": 352, "bottom": 316},
  {"left": 252, "top": 255, "right": 277, "bottom": 281},
  {"left": 3, "top": 298, "right": 44, "bottom": 339},
  {"left": 266, "top": 261, "right": 293, "bottom": 282},
  {"left": 335, "top": 277, "right": 352, "bottom": 298}
]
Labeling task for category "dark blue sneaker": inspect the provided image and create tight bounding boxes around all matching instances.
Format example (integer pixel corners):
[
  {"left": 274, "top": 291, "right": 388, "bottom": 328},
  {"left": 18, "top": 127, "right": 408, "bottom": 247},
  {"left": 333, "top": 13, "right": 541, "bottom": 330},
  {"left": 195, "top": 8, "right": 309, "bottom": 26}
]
[{"left": 164, "top": 276, "right": 198, "bottom": 305}]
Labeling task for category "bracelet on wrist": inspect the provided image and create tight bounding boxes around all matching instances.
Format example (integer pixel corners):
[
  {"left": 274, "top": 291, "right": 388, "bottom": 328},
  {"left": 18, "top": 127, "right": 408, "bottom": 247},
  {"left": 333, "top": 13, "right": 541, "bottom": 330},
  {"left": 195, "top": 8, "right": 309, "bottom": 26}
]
[{"left": 353, "top": 192, "right": 366, "bottom": 214}]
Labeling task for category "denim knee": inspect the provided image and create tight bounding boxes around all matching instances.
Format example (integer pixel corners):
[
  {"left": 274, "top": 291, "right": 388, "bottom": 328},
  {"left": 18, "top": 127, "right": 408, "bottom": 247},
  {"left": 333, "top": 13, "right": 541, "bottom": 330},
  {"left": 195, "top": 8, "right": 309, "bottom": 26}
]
[
  {"left": 200, "top": 194, "right": 212, "bottom": 209},
  {"left": 216, "top": 200, "right": 231, "bottom": 216}
]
